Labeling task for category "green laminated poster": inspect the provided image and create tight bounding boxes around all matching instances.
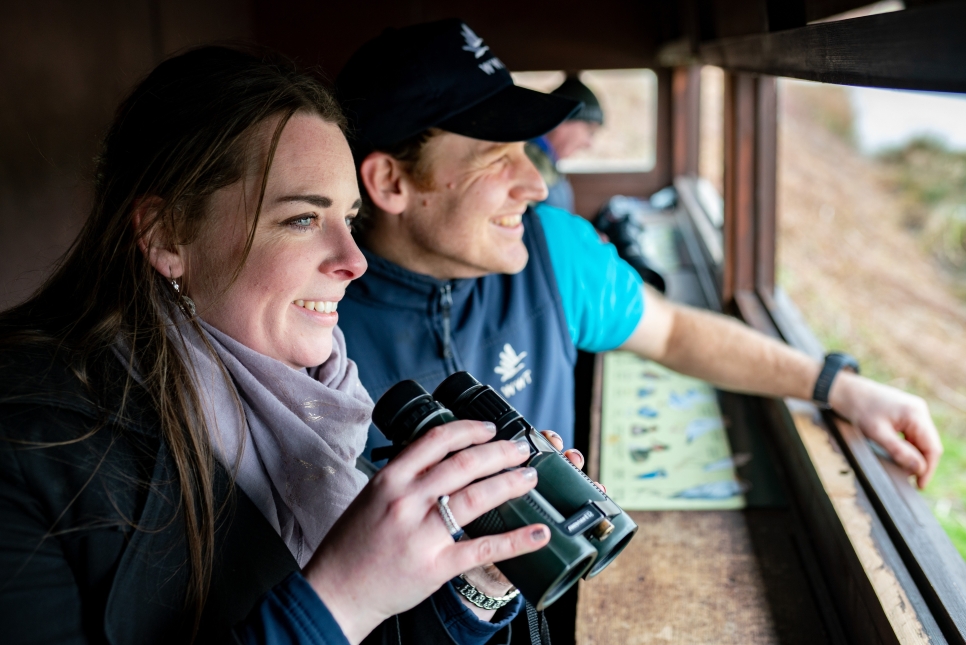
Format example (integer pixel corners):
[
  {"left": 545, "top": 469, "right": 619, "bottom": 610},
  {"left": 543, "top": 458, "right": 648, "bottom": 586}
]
[{"left": 599, "top": 351, "right": 747, "bottom": 510}]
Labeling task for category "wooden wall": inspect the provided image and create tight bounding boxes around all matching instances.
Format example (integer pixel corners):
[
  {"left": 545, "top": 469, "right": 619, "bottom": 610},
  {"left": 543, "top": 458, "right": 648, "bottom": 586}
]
[
  {"left": 0, "top": 0, "right": 924, "bottom": 308},
  {"left": 0, "top": 0, "right": 674, "bottom": 309},
  {"left": 252, "top": 0, "right": 668, "bottom": 78},
  {"left": 0, "top": 0, "right": 251, "bottom": 310}
]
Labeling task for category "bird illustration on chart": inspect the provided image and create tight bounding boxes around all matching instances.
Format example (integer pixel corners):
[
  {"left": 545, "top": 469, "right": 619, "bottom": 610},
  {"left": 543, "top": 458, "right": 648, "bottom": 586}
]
[
  {"left": 673, "top": 480, "right": 748, "bottom": 500},
  {"left": 685, "top": 417, "right": 723, "bottom": 443},
  {"left": 668, "top": 388, "right": 714, "bottom": 411},
  {"left": 628, "top": 443, "right": 669, "bottom": 462}
]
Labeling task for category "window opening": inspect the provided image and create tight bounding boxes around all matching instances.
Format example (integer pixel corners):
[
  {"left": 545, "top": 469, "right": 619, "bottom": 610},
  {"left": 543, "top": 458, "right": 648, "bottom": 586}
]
[
  {"left": 698, "top": 66, "right": 725, "bottom": 228},
  {"left": 776, "top": 77, "right": 966, "bottom": 559},
  {"left": 809, "top": 0, "right": 903, "bottom": 24},
  {"left": 512, "top": 69, "right": 657, "bottom": 173}
]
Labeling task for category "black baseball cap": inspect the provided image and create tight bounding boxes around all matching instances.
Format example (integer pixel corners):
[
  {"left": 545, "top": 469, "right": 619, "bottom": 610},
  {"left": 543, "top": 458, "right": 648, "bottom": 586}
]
[
  {"left": 552, "top": 75, "right": 604, "bottom": 125},
  {"left": 336, "top": 19, "right": 581, "bottom": 158}
]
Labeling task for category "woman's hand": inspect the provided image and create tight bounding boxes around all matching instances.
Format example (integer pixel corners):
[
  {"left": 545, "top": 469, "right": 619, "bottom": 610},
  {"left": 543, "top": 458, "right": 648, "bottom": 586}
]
[{"left": 302, "top": 420, "right": 549, "bottom": 644}]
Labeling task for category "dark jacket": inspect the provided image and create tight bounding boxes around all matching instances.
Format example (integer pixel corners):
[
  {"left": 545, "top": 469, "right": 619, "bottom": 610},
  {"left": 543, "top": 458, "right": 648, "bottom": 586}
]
[
  {"left": 342, "top": 208, "right": 578, "bottom": 458},
  {"left": 0, "top": 345, "right": 507, "bottom": 645}
]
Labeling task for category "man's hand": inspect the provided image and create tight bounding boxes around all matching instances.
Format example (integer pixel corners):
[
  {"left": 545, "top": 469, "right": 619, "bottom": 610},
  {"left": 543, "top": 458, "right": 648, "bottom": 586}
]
[
  {"left": 830, "top": 371, "right": 943, "bottom": 489},
  {"left": 623, "top": 291, "right": 944, "bottom": 489}
]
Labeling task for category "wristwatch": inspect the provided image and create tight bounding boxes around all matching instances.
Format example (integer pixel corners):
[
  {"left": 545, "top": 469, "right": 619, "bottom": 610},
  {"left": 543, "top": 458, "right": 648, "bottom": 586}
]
[
  {"left": 455, "top": 574, "right": 520, "bottom": 610},
  {"left": 812, "top": 352, "right": 860, "bottom": 407}
]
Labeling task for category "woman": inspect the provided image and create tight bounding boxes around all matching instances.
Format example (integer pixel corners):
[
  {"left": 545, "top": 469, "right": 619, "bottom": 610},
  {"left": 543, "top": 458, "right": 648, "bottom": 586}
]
[{"left": 0, "top": 47, "right": 555, "bottom": 644}]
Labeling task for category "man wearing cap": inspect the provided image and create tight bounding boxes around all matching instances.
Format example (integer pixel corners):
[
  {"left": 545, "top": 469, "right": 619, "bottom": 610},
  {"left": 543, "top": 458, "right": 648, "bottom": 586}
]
[
  {"left": 336, "top": 18, "right": 941, "bottom": 503},
  {"left": 525, "top": 75, "right": 604, "bottom": 212}
]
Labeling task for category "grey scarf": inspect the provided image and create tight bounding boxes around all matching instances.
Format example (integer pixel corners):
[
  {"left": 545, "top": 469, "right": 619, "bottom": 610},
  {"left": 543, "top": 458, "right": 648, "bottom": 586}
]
[{"left": 176, "top": 319, "right": 373, "bottom": 567}]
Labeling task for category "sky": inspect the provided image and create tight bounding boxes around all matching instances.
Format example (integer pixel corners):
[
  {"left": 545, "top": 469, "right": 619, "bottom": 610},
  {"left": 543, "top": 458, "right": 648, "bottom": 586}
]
[{"left": 850, "top": 86, "right": 966, "bottom": 154}]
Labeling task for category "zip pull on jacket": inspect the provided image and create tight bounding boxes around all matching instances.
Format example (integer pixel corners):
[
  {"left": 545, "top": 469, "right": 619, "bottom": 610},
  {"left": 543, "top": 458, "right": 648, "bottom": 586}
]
[{"left": 440, "top": 283, "right": 453, "bottom": 360}]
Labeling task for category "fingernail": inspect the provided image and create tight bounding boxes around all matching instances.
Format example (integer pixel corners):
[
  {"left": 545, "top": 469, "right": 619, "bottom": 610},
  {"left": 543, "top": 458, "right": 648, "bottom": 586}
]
[
  {"left": 515, "top": 440, "right": 532, "bottom": 455},
  {"left": 520, "top": 467, "right": 537, "bottom": 481},
  {"left": 545, "top": 431, "right": 561, "bottom": 440},
  {"left": 567, "top": 449, "right": 584, "bottom": 462},
  {"left": 482, "top": 422, "right": 497, "bottom": 433},
  {"left": 531, "top": 527, "right": 548, "bottom": 541}
]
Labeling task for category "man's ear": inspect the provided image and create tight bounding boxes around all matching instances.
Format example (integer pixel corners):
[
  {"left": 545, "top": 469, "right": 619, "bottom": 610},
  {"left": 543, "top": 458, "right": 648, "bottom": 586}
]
[
  {"left": 359, "top": 152, "right": 410, "bottom": 216},
  {"left": 132, "top": 197, "right": 185, "bottom": 280}
]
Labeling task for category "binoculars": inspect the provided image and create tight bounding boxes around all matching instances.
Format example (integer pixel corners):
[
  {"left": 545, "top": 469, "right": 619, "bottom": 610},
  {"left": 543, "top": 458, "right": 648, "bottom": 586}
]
[{"left": 372, "top": 371, "right": 637, "bottom": 610}]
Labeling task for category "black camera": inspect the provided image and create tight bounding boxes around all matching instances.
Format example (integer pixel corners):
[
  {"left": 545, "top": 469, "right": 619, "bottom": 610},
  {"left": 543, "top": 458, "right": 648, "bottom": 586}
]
[{"left": 372, "top": 372, "right": 637, "bottom": 609}]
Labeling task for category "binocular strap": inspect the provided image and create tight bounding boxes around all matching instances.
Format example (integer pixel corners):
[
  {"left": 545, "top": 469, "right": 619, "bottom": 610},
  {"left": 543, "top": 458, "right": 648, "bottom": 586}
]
[{"left": 525, "top": 601, "right": 552, "bottom": 645}]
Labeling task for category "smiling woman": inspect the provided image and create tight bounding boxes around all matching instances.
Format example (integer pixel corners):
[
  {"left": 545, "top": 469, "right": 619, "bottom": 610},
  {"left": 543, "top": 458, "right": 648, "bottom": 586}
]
[
  {"left": 0, "top": 46, "right": 550, "bottom": 645},
  {"left": 152, "top": 114, "right": 368, "bottom": 369}
]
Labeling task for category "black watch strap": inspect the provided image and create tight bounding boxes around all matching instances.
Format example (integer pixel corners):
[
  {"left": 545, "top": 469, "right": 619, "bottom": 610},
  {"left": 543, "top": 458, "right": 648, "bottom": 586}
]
[{"left": 812, "top": 352, "right": 860, "bottom": 406}]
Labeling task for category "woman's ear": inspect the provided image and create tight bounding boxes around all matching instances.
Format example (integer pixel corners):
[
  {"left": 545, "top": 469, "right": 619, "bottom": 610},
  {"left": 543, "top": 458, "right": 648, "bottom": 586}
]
[
  {"left": 359, "top": 152, "right": 409, "bottom": 216},
  {"left": 132, "top": 197, "right": 185, "bottom": 280}
]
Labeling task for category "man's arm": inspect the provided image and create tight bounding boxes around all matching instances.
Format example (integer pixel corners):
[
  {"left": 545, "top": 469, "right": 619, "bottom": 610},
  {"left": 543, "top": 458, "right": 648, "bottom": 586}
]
[{"left": 621, "top": 286, "right": 943, "bottom": 488}]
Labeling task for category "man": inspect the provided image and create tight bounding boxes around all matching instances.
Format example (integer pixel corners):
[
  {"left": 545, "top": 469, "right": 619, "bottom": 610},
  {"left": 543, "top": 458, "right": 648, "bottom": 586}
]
[
  {"left": 525, "top": 75, "right": 603, "bottom": 212},
  {"left": 336, "top": 19, "right": 941, "bottom": 492}
]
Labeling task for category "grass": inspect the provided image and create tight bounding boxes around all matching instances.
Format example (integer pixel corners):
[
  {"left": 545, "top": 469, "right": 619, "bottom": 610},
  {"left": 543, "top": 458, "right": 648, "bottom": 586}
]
[
  {"left": 782, "top": 249, "right": 966, "bottom": 561},
  {"left": 776, "top": 83, "right": 966, "bottom": 560},
  {"left": 880, "top": 137, "right": 966, "bottom": 276},
  {"left": 876, "top": 137, "right": 966, "bottom": 558}
]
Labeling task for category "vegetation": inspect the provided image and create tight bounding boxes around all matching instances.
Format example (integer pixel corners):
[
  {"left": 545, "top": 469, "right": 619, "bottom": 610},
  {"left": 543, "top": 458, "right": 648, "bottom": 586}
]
[
  {"left": 880, "top": 138, "right": 966, "bottom": 284},
  {"left": 877, "top": 137, "right": 966, "bottom": 557},
  {"left": 777, "top": 80, "right": 966, "bottom": 559}
]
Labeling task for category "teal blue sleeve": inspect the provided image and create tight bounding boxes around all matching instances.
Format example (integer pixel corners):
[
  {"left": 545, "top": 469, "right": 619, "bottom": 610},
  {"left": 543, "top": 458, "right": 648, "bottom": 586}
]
[{"left": 535, "top": 203, "right": 645, "bottom": 353}]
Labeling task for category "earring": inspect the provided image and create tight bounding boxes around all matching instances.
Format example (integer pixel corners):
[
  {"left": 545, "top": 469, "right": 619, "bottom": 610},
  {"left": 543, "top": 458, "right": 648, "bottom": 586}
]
[{"left": 170, "top": 278, "right": 197, "bottom": 316}]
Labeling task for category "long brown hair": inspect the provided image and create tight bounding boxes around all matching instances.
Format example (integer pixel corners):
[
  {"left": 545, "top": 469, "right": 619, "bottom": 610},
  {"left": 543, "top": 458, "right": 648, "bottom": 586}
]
[{"left": 0, "top": 46, "right": 345, "bottom": 629}]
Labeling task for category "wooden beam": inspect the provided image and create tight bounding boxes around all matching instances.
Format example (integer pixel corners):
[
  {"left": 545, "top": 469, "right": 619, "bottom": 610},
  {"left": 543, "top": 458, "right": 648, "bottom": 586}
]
[
  {"left": 722, "top": 72, "right": 757, "bottom": 305},
  {"left": 655, "top": 67, "right": 675, "bottom": 189},
  {"left": 755, "top": 76, "right": 777, "bottom": 297},
  {"left": 831, "top": 416, "right": 966, "bottom": 644},
  {"left": 764, "top": 401, "right": 943, "bottom": 644},
  {"left": 722, "top": 71, "right": 777, "bottom": 309},
  {"left": 698, "top": 2, "right": 966, "bottom": 93},
  {"left": 672, "top": 66, "right": 701, "bottom": 177}
]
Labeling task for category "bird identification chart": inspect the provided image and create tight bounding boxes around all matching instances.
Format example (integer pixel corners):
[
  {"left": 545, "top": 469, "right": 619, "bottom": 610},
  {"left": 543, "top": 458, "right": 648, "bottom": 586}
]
[{"left": 599, "top": 351, "right": 747, "bottom": 510}]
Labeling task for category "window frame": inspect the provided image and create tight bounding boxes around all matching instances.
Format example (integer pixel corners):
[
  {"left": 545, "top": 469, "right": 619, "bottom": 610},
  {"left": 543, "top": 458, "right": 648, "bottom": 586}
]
[{"left": 668, "top": 4, "right": 966, "bottom": 640}]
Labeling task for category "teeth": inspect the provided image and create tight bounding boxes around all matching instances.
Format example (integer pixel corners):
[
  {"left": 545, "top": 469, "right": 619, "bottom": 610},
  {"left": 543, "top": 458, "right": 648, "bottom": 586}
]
[
  {"left": 494, "top": 215, "right": 522, "bottom": 228},
  {"left": 294, "top": 300, "right": 339, "bottom": 313}
]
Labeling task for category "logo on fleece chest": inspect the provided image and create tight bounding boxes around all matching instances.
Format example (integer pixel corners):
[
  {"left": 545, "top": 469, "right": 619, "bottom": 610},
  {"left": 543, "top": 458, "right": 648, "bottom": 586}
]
[{"left": 494, "top": 343, "right": 532, "bottom": 398}]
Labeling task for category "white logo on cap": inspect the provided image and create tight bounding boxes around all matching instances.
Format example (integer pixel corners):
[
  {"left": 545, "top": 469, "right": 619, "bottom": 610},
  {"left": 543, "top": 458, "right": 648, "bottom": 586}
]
[
  {"left": 478, "top": 58, "right": 505, "bottom": 75},
  {"left": 461, "top": 24, "right": 490, "bottom": 59}
]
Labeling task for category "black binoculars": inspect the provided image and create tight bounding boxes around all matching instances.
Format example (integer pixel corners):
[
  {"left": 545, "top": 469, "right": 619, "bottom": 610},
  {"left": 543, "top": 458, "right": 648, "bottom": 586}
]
[{"left": 372, "top": 371, "right": 637, "bottom": 609}]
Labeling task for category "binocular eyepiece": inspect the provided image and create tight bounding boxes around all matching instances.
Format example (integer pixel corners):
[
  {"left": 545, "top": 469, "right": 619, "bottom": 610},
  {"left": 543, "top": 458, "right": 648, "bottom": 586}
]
[{"left": 372, "top": 371, "right": 637, "bottom": 610}]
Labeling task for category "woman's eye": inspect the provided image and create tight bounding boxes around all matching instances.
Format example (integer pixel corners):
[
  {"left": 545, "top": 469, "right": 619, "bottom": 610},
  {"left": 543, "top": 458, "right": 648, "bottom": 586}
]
[
  {"left": 345, "top": 215, "right": 356, "bottom": 230},
  {"left": 289, "top": 215, "right": 315, "bottom": 230}
]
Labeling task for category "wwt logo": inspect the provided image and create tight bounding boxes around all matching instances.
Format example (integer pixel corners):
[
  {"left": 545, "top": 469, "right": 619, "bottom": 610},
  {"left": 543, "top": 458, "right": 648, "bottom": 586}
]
[
  {"left": 494, "top": 344, "right": 532, "bottom": 398},
  {"left": 459, "top": 23, "right": 505, "bottom": 75}
]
